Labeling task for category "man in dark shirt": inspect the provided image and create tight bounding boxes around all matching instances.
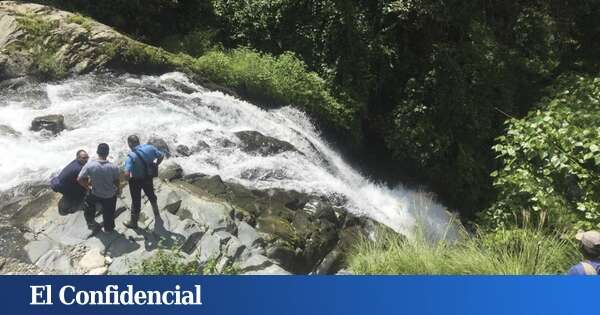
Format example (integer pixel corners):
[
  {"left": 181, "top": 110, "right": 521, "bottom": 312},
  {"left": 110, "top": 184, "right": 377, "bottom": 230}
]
[{"left": 51, "top": 150, "right": 89, "bottom": 215}]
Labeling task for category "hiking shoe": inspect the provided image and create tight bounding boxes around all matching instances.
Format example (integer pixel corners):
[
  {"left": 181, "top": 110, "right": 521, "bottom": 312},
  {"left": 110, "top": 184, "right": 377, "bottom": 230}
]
[
  {"left": 87, "top": 222, "right": 102, "bottom": 235},
  {"left": 122, "top": 220, "right": 138, "bottom": 229}
]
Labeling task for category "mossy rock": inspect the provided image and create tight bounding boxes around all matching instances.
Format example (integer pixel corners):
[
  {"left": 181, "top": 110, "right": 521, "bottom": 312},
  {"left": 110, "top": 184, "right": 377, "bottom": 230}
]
[{"left": 256, "top": 216, "right": 298, "bottom": 245}]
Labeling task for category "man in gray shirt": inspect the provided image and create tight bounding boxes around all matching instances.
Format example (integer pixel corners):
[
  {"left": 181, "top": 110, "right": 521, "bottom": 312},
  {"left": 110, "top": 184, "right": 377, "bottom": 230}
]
[{"left": 78, "top": 143, "right": 121, "bottom": 233}]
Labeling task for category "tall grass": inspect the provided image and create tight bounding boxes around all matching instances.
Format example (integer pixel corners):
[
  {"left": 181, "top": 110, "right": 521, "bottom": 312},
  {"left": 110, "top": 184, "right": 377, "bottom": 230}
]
[{"left": 347, "top": 224, "right": 580, "bottom": 275}]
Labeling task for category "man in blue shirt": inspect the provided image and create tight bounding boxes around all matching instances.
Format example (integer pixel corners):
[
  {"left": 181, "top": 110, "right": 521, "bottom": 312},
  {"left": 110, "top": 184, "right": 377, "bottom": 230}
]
[
  {"left": 123, "top": 135, "right": 164, "bottom": 229},
  {"left": 567, "top": 230, "right": 600, "bottom": 275},
  {"left": 51, "top": 150, "right": 89, "bottom": 215}
]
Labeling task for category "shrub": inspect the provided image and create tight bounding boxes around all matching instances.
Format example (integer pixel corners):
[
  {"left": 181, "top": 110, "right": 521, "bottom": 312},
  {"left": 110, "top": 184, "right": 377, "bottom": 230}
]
[
  {"left": 487, "top": 75, "right": 600, "bottom": 231},
  {"left": 133, "top": 250, "right": 241, "bottom": 275},
  {"left": 347, "top": 226, "right": 578, "bottom": 275},
  {"left": 133, "top": 250, "right": 198, "bottom": 275},
  {"left": 195, "top": 48, "right": 360, "bottom": 141}
]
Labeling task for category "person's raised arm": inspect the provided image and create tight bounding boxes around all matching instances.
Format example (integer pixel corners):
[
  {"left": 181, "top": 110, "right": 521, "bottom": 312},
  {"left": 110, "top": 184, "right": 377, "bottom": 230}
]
[
  {"left": 154, "top": 146, "right": 164, "bottom": 165},
  {"left": 77, "top": 164, "right": 91, "bottom": 190},
  {"left": 124, "top": 154, "right": 133, "bottom": 180}
]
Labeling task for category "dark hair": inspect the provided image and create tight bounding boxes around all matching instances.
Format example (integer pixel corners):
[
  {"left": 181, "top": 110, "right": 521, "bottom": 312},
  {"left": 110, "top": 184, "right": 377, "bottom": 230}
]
[
  {"left": 127, "top": 135, "right": 140, "bottom": 147},
  {"left": 76, "top": 149, "right": 87, "bottom": 158},
  {"left": 97, "top": 143, "right": 110, "bottom": 157},
  {"left": 581, "top": 244, "right": 600, "bottom": 260}
]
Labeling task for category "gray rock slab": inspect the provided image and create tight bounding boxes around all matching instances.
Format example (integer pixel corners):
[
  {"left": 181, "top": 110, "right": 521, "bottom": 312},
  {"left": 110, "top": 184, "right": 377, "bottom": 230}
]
[
  {"left": 237, "top": 221, "right": 263, "bottom": 248},
  {"left": 238, "top": 254, "right": 272, "bottom": 272}
]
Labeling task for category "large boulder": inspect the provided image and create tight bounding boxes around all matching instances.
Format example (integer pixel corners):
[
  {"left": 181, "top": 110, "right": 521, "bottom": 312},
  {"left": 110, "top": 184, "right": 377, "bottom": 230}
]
[
  {"left": 30, "top": 114, "right": 65, "bottom": 134},
  {"left": 158, "top": 160, "right": 183, "bottom": 181},
  {"left": 234, "top": 131, "right": 298, "bottom": 156},
  {"left": 148, "top": 137, "right": 171, "bottom": 157},
  {"left": 0, "top": 2, "right": 128, "bottom": 80}
]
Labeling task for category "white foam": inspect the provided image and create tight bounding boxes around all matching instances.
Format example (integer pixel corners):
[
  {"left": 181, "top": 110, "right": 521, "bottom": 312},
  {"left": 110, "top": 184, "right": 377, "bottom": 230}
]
[{"left": 0, "top": 72, "right": 457, "bottom": 239}]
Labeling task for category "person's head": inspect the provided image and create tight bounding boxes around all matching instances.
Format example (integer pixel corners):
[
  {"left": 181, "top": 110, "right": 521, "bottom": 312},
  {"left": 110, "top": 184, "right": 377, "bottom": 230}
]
[
  {"left": 576, "top": 230, "right": 600, "bottom": 260},
  {"left": 76, "top": 150, "right": 89, "bottom": 165},
  {"left": 96, "top": 143, "right": 110, "bottom": 159},
  {"left": 127, "top": 135, "right": 140, "bottom": 150}
]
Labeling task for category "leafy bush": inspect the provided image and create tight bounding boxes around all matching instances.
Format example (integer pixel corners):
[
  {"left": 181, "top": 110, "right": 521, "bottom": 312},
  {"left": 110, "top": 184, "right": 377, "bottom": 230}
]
[
  {"left": 195, "top": 48, "right": 360, "bottom": 141},
  {"left": 133, "top": 250, "right": 198, "bottom": 275},
  {"left": 348, "top": 226, "right": 578, "bottom": 275},
  {"left": 487, "top": 75, "right": 600, "bottom": 231}
]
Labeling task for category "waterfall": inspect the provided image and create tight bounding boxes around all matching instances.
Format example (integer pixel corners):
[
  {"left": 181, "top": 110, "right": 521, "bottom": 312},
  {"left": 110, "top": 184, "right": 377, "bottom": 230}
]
[{"left": 0, "top": 72, "right": 457, "bottom": 240}]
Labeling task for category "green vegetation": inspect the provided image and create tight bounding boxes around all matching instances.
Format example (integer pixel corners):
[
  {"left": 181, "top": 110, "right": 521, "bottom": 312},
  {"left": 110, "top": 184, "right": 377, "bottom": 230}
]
[
  {"left": 66, "top": 13, "right": 93, "bottom": 31},
  {"left": 487, "top": 75, "right": 600, "bottom": 231},
  {"left": 133, "top": 250, "right": 240, "bottom": 275},
  {"left": 20, "top": 1, "right": 600, "bottom": 273},
  {"left": 195, "top": 48, "right": 359, "bottom": 138},
  {"left": 13, "top": 13, "right": 66, "bottom": 79},
  {"left": 31, "top": 0, "right": 600, "bottom": 217},
  {"left": 348, "top": 226, "right": 579, "bottom": 275}
]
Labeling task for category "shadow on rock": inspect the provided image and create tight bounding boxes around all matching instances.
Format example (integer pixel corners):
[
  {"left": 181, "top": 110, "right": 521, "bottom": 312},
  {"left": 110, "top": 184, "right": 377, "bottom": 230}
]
[
  {"left": 133, "top": 215, "right": 186, "bottom": 252},
  {"left": 94, "top": 230, "right": 140, "bottom": 259}
]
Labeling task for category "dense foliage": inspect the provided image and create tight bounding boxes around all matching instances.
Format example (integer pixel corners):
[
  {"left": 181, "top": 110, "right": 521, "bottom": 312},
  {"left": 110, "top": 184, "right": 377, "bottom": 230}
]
[
  {"left": 487, "top": 76, "right": 600, "bottom": 231},
  {"left": 27, "top": 0, "right": 600, "bottom": 223}
]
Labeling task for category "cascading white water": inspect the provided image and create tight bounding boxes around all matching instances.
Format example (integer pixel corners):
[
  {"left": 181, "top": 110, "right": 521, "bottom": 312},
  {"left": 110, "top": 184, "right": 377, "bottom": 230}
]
[{"left": 0, "top": 72, "right": 457, "bottom": 239}]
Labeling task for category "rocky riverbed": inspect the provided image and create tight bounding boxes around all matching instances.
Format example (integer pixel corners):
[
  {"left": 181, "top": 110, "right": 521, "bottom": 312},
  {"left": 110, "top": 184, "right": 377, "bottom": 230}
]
[{"left": 0, "top": 158, "right": 381, "bottom": 275}]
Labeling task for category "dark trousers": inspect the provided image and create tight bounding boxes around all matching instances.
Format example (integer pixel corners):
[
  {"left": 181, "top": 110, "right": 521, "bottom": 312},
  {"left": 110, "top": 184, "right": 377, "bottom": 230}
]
[
  {"left": 129, "top": 177, "right": 157, "bottom": 215},
  {"left": 58, "top": 191, "right": 86, "bottom": 215},
  {"left": 84, "top": 193, "right": 117, "bottom": 230}
]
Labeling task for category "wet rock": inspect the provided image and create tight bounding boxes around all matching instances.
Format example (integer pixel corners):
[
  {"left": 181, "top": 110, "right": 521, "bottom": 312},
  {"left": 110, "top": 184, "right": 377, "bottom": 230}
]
[
  {"left": 175, "top": 144, "right": 192, "bottom": 157},
  {"left": 158, "top": 161, "right": 183, "bottom": 181},
  {"left": 265, "top": 240, "right": 296, "bottom": 270},
  {"left": 148, "top": 137, "right": 170, "bottom": 157},
  {"left": 256, "top": 216, "right": 298, "bottom": 244},
  {"left": 193, "top": 140, "right": 209, "bottom": 152},
  {"left": 0, "top": 124, "right": 20, "bottom": 137},
  {"left": 235, "top": 131, "right": 297, "bottom": 156},
  {"left": 31, "top": 114, "right": 65, "bottom": 134},
  {"left": 186, "top": 174, "right": 228, "bottom": 197},
  {"left": 314, "top": 225, "right": 366, "bottom": 274}
]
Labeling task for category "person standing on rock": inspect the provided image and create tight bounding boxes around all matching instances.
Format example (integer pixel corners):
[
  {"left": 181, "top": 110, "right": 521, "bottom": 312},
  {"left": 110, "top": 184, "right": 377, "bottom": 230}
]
[
  {"left": 51, "top": 150, "right": 89, "bottom": 215},
  {"left": 123, "top": 135, "right": 164, "bottom": 229},
  {"left": 77, "top": 143, "right": 121, "bottom": 233}
]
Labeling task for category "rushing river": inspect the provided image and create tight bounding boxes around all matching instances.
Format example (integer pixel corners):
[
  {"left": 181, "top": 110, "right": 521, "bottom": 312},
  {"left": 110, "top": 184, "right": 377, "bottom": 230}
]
[{"left": 0, "top": 72, "right": 457, "bottom": 239}]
